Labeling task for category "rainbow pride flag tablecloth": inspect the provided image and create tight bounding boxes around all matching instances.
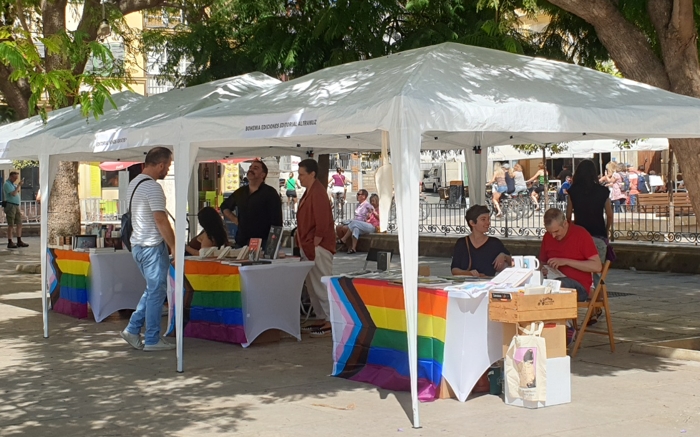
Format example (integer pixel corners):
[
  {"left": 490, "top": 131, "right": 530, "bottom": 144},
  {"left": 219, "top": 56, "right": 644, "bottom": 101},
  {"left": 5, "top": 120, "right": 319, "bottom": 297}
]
[
  {"left": 47, "top": 249, "right": 90, "bottom": 319},
  {"left": 328, "top": 276, "right": 448, "bottom": 401},
  {"left": 168, "top": 260, "right": 246, "bottom": 344},
  {"left": 327, "top": 276, "right": 504, "bottom": 402}
]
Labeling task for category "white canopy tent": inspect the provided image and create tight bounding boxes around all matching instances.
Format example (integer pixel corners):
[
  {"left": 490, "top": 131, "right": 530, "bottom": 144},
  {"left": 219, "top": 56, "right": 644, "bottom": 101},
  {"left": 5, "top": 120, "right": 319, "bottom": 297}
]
[
  {"left": 0, "top": 91, "right": 143, "bottom": 156},
  {"left": 0, "top": 73, "right": 282, "bottom": 362},
  {"left": 489, "top": 145, "right": 594, "bottom": 162},
  {"left": 6, "top": 42, "right": 700, "bottom": 427},
  {"left": 489, "top": 138, "right": 669, "bottom": 162},
  {"left": 8, "top": 72, "right": 281, "bottom": 159}
]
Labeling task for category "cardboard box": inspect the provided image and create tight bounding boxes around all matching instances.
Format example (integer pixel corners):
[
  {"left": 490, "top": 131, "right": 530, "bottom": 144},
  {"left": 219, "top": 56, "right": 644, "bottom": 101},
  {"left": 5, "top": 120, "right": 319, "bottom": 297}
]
[
  {"left": 489, "top": 290, "right": 577, "bottom": 323},
  {"left": 505, "top": 356, "right": 571, "bottom": 408},
  {"left": 502, "top": 320, "right": 567, "bottom": 358}
]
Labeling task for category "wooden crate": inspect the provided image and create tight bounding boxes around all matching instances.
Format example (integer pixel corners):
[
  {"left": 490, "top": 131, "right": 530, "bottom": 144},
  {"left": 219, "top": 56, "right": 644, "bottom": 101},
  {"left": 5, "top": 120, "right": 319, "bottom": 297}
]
[{"left": 489, "top": 290, "right": 577, "bottom": 323}]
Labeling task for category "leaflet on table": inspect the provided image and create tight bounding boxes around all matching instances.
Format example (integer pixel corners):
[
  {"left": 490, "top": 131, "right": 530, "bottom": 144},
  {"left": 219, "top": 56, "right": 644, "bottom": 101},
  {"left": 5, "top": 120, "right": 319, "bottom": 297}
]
[
  {"left": 542, "top": 265, "right": 565, "bottom": 279},
  {"left": 489, "top": 268, "right": 533, "bottom": 287},
  {"left": 268, "top": 257, "right": 302, "bottom": 263},
  {"left": 444, "top": 281, "right": 494, "bottom": 298}
]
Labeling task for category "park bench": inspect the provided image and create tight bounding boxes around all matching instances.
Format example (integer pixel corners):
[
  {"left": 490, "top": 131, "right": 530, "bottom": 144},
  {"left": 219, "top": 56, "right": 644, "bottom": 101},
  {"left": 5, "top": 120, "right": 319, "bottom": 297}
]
[{"left": 637, "top": 192, "right": 695, "bottom": 216}]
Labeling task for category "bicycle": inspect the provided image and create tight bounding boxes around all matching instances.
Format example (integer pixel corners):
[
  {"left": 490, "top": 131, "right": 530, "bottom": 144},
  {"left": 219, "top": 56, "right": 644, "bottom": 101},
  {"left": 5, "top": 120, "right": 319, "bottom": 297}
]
[
  {"left": 332, "top": 191, "right": 346, "bottom": 220},
  {"left": 389, "top": 195, "right": 431, "bottom": 222}
]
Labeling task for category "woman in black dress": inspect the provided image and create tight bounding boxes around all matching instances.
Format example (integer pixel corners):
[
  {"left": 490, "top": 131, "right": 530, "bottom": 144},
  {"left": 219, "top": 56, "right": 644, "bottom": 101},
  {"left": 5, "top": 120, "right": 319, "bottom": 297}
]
[
  {"left": 565, "top": 159, "right": 613, "bottom": 263},
  {"left": 451, "top": 204, "right": 511, "bottom": 277}
]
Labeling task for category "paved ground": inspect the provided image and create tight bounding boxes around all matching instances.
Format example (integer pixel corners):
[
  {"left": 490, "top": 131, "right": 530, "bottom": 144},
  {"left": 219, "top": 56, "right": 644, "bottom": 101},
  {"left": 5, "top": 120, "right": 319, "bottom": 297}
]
[{"left": 1, "top": 237, "right": 700, "bottom": 436}]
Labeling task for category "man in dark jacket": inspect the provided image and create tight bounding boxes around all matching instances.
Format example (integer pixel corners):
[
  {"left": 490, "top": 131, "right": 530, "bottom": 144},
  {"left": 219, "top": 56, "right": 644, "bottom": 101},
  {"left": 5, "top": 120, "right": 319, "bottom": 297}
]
[{"left": 220, "top": 160, "right": 282, "bottom": 247}]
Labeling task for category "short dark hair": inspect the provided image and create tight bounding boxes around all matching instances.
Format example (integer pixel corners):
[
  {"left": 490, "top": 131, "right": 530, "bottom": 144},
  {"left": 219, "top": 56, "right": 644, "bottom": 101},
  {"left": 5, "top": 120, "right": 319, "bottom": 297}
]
[
  {"left": 357, "top": 189, "right": 368, "bottom": 197},
  {"left": 299, "top": 159, "right": 318, "bottom": 177},
  {"left": 9, "top": 171, "right": 19, "bottom": 177},
  {"left": 145, "top": 147, "right": 172, "bottom": 167},
  {"left": 250, "top": 160, "right": 268, "bottom": 177},
  {"left": 464, "top": 204, "right": 490, "bottom": 230},
  {"left": 543, "top": 208, "right": 565, "bottom": 227}
]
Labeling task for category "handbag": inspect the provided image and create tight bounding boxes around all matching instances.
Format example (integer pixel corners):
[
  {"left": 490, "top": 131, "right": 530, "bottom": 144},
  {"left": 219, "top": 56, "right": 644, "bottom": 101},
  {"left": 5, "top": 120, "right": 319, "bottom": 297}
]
[
  {"left": 505, "top": 322, "right": 548, "bottom": 402},
  {"left": 466, "top": 236, "right": 472, "bottom": 272},
  {"left": 120, "top": 177, "right": 152, "bottom": 252}
]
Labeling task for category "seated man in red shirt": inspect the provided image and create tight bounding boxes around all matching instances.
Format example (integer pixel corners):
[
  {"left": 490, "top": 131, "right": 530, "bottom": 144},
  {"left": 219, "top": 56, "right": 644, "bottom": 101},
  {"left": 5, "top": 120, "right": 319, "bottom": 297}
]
[{"left": 539, "top": 208, "right": 603, "bottom": 302}]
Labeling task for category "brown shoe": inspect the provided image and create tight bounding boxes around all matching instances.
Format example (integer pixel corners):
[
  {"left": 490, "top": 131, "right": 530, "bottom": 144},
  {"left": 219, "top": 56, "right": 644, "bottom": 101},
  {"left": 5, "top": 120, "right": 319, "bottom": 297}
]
[
  {"left": 16, "top": 241, "right": 28, "bottom": 248},
  {"left": 7, "top": 241, "right": 17, "bottom": 249}
]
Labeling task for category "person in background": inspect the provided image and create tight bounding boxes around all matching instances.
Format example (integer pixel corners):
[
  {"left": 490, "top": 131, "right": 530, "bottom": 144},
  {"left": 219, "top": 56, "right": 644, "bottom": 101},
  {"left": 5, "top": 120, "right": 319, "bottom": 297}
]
[
  {"left": 285, "top": 171, "right": 302, "bottom": 213},
  {"left": 2, "top": 171, "right": 28, "bottom": 248},
  {"left": 626, "top": 164, "right": 639, "bottom": 212},
  {"left": 557, "top": 164, "right": 572, "bottom": 183},
  {"left": 566, "top": 159, "right": 613, "bottom": 265},
  {"left": 526, "top": 162, "right": 548, "bottom": 210},
  {"left": 296, "top": 159, "right": 336, "bottom": 338},
  {"left": 220, "top": 160, "right": 282, "bottom": 247},
  {"left": 329, "top": 167, "right": 347, "bottom": 199},
  {"left": 636, "top": 165, "right": 650, "bottom": 194},
  {"left": 120, "top": 147, "right": 176, "bottom": 352},
  {"left": 367, "top": 194, "right": 380, "bottom": 231},
  {"left": 487, "top": 164, "right": 507, "bottom": 217},
  {"left": 557, "top": 175, "right": 572, "bottom": 202},
  {"left": 451, "top": 204, "right": 511, "bottom": 277},
  {"left": 503, "top": 163, "right": 516, "bottom": 195},
  {"left": 512, "top": 164, "right": 528, "bottom": 194},
  {"left": 337, "top": 190, "right": 377, "bottom": 254},
  {"left": 185, "top": 206, "right": 230, "bottom": 256},
  {"left": 602, "top": 162, "right": 627, "bottom": 213}
]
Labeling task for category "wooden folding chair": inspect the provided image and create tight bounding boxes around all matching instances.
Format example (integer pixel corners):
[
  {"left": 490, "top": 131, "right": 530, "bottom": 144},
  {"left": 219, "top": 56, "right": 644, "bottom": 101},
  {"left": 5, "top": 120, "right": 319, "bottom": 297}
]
[{"left": 569, "top": 260, "right": 615, "bottom": 357}]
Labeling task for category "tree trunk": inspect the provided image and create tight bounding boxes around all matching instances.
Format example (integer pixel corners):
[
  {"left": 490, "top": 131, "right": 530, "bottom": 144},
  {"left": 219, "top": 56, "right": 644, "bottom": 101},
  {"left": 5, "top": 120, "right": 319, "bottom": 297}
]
[
  {"left": 546, "top": 0, "right": 700, "bottom": 219},
  {"left": 48, "top": 161, "right": 81, "bottom": 242}
]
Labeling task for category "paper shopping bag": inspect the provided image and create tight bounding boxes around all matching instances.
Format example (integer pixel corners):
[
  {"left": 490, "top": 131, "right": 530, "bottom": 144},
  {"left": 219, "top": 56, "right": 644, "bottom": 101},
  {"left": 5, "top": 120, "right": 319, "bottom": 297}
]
[{"left": 505, "top": 322, "right": 548, "bottom": 402}]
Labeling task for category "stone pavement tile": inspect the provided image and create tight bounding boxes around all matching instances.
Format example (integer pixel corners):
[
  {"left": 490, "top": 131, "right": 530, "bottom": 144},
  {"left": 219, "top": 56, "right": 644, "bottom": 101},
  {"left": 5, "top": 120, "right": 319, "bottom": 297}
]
[
  {"left": 610, "top": 310, "right": 678, "bottom": 323},
  {"left": 661, "top": 314, "right": 700, "bottom": 328},
  {"left": 547, "top": 419, "right": 693, "bottom": 437}
]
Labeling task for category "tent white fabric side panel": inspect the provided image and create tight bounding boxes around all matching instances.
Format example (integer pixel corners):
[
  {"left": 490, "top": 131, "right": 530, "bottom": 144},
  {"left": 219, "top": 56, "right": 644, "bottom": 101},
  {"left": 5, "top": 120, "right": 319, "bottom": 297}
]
[
  {"left": 39, "top": 154, "right": 60, "bottom": 338},
  {"left": 388, "top": 120, "right": 422, "bottom": 428},
  {"left": 174, "top": 144, "right": 200, "bottom": 372}
]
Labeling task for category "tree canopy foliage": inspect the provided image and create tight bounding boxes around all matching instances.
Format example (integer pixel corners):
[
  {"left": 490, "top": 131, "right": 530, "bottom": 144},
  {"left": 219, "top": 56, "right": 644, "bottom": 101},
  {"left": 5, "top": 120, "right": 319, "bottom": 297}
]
[{"left": 143, "top": 0, "right": 538, "bottom": 86}]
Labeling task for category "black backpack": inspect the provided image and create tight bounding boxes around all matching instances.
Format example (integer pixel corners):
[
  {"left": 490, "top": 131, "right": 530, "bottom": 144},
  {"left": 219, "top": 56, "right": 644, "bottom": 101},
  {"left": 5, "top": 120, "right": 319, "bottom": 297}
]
[{"left": 121, "top": 178, "right": 152, "bottom": 252}]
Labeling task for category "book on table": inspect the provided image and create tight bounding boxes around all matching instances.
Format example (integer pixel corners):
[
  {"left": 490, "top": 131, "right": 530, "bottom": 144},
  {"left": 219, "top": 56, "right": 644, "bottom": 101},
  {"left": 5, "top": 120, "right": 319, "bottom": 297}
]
[
  {"left": 248, "top": 238, "right": 262, "bottom": 261},
  {"left": 264, "top": 226, "right": 283, "bottom": 259}
]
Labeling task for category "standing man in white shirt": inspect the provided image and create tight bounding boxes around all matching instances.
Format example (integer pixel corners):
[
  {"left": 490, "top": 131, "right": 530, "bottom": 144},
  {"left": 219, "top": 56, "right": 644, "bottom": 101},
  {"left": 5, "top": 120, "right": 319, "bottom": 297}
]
[
  {"left": 2, "top": 171, "right": 28, "bottom": 248},
  {"left": 120, "top": 147, "right": 176, "bottom": 351}
]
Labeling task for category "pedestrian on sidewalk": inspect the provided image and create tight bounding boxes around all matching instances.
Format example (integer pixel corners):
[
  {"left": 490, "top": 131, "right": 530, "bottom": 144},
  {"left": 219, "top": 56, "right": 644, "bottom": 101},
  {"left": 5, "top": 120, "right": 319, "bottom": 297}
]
[
  {"left": 2, "top": 171, "right": 29, "bottom": 248},
  {"left": 120, "top": 147, "right": 176, "bottom": 352}
]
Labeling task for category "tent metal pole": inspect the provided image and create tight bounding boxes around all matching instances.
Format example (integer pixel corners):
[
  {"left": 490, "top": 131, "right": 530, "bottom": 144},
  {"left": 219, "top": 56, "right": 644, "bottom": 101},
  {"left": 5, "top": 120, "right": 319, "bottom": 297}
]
[{"left": 39, "top": 154, "right": 50, "bottom": 338}]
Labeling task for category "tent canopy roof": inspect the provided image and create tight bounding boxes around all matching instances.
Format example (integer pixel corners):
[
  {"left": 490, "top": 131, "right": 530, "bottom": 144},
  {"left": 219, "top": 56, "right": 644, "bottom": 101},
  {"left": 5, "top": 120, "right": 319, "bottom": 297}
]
[
  {"left": 176, "top": 42, "right": 700, "bottom": 155},
  {"left": 2, "top": 73, "right": 281, "bottom": 160}
]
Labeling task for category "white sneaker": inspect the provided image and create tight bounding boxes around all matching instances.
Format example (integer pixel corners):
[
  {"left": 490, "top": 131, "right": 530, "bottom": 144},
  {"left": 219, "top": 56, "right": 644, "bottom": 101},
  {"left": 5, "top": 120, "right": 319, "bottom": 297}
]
[
  {"left": 143, "top": 337, "right": 175, "bottom": 352},
  {"left": 120, "top": 330, "right": 144, "bottom": 350}
]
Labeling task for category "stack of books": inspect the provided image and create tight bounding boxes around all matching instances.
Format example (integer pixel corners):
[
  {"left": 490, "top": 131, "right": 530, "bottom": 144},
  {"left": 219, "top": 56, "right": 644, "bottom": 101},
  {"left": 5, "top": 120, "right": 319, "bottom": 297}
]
[{"left": 89, "top": 247, "right": 116, "bottom": 254}]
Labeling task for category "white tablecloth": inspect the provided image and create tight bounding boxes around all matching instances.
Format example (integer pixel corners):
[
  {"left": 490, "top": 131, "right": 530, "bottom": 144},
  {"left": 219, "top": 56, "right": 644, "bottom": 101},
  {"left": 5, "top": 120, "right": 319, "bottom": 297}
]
[
  {"left": 238, "top": 261, "right": 314, "bottom": 347},
  {"left": 443, "top": 290, "right": 504, "bottom": 402},
  {"left": 89, "top": 251, "right": 146, "bottom": 323}
]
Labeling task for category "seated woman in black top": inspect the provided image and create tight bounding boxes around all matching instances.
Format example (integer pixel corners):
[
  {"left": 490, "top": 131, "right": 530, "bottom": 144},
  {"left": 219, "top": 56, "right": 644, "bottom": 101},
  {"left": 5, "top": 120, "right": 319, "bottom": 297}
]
[
  {"left": 451, "top": 204, "right": 511, "bottom": 277},
  {"left": 185, "top": 206, "right": 231, "bottom": 256}
]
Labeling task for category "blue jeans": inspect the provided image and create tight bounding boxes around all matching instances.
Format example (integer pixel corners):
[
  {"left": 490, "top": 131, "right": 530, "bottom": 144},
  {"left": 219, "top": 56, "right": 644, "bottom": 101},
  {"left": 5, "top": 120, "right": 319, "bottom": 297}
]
[
  {"left": 348, "top": 220, "right": 376, "bottom": 239},
  {"left": 126, "top": 242, "right": 170, "bottom": 345},
  {"left": 556, "top": 276, "right": 589, "bottom": 302},
  {"left": 612, "top": 199, "right": 623, "bottom": 213}
]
